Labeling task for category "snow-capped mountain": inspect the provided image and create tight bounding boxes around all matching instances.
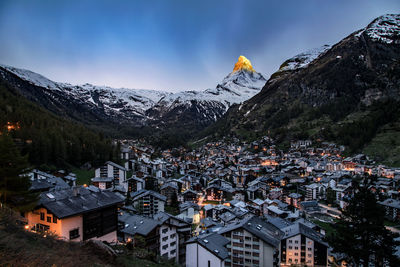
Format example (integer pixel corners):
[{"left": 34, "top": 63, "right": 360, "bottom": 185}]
[
  {"left": 210, "top": 14, "right": 400, "bottom": 147},
  {"left": 0, "top": 55, "right": 266, "bottom": 131},
  {"left": 355, "top": 14, "right": 400, "bottom": 44},
  {"left": 278, "top": 45, "right": 331, "bottom": 72},
  {"left": 145, "top": 56, "right": 266, "bottom": 129}
]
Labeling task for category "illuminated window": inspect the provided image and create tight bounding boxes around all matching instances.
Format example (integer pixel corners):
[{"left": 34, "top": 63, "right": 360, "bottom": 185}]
[{"left": 40, "top": 212, "right": 45, "bottom": 221}]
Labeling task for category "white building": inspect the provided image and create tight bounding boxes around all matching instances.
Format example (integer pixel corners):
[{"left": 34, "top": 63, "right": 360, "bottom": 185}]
[{"left": 186, "top": 233, "right": 230, "bottom": 267}]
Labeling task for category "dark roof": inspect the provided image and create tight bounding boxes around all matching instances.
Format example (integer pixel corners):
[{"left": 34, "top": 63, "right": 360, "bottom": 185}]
[
  {"left": 160, "top": 182, "right": 178, "bottom": 190},
  {"left": 218, "top": 215, "right": 283, "bottom": 247},
  {"left": 300, "top": 200, "right": 321, "bottom": 211},
  {"left": 265, "top": 215, "right": 293, "bottom": 230},
  {"left": 39, "top": 186, "right": 124, "bottom": 219},
  {"left": 30, "top": 175, "right": 70, "bottom": 191},
  {"left": 105, "top": 161, "right": 127, "bottom": 171},
  {"left": 186, "top": 233, "right": 230, "bottom": 260},
  {"left": 130, "top": 189, "right": 167, "bottom": 202},
  {"left": 282, "top": 222, "right": 328, "bottom": 247},
  {"left": 119, "top": 214, "right": 159, "bottom": 236}
]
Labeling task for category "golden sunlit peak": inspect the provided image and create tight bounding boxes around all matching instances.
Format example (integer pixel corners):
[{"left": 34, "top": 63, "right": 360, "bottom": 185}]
[{"left": 233, "top": 55, "right": 255, "bottom": 72}]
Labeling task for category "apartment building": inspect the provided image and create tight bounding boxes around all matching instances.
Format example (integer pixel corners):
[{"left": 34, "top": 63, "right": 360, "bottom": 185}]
[
  {"left": 130, "top": 189, "right": 166, "bottom": 217},
  {"left": 218, "top": 215, "right": 283, "bottom": 267},
  {"left": 280, "top": 222, "right": 328, "bottom": 267}
]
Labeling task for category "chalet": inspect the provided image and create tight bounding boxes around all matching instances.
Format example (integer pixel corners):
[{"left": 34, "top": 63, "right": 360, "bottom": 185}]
[
  {"left": 286, "top": 193, "right": 303, "bottom": 208},
  {"left": 280, "top": 222, "right": 329, "bottom": 267},
  {"left": 182, "top": 189, "right": 198, "bottom": 202},
  {"left": 127, "top": 176, "right": 145, "bottom": 193},
  {"left": 91, "top": 177, "right": 113, "bottom": 190},
  {"left": 130, "top": 189, "right": 167, "bottom": 217},
  {"left": 160, "top": 182, "right": 179, "bottom": 205},
  {"left": 94, "top": 161, "right": 127, "bottom": 192},
  {"left": 25, "top": 186, "right": 124, "bottom": 242}
]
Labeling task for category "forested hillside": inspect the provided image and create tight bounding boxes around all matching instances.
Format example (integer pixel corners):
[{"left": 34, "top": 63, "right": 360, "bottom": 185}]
[{"left": 0, "top": 81, "right": 119, "bottom": 168}]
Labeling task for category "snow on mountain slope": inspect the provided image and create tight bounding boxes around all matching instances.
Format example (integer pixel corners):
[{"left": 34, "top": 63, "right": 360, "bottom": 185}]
[
  {"left": 356, "top": 14, "right": 400, "bottom": 44},
  {"left": 153, "top": 56, "right": 267, "bottom": 114},
  {"left": 0, "top": 64, "right": 170, "bottom": 116},
  {"left": 0, "top": 64, "right": 63, "bottom": 90},
  {"left": 278, "top": 45, "right": 331, "bottom": 72},
  {"left": 0, "top": 55, "right": 266, "bottom": 128}
]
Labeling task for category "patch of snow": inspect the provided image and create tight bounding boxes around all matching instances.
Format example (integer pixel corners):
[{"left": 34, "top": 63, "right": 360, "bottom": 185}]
[
  {"left": 363, "top": 14, "right": 400, "bottom": 44},
  {"left": 279, "top": 45, "right": 331, "bottom": 72}
]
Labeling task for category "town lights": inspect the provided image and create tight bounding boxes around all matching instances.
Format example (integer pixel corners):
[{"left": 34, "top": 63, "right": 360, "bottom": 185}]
[{"left": 24, "top": 225, "right": 29, "bottom": 230}]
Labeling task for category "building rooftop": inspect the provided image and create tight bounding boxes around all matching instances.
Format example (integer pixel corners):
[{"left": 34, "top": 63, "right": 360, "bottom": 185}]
[
  {"left": 187, "top": 233, "right": 230, "bottom": 260},
  {"left": 39, "top": 186, "right": 124, "bottom": 219}
]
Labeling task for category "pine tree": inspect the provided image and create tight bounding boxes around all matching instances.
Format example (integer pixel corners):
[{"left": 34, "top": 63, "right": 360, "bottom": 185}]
[
  {"left": 329, "top": 186, "right": 400, "bottom": 266},
  {"left": 0, "top": 134, "right": 38, "bottom": 211}
]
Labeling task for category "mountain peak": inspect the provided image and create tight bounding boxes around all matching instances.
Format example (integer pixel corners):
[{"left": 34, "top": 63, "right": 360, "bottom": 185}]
[{"left": 233, "top": 55, "right": 255, "bottom": 73}]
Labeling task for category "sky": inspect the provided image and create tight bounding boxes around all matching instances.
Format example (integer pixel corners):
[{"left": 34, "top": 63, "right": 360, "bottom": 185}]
[{"left": 0, "top": 0, "right": 399, "bottom": 92}]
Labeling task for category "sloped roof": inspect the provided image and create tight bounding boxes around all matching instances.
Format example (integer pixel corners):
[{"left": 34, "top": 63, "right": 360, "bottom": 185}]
[
  {"left": 187, "top": 233, "right": 230, "bottom": 260},
  {"left": 39, "top": 186, "right": 124, "bottom": 219},
  {"left": 130, "top": 189, "right": 167, "bottom": 202},
  {"left": 218, "top": 215, "right": 283, "bottom": 247},
  {"left": 281, "top": 222, "right": 328, "bottom": 247}
]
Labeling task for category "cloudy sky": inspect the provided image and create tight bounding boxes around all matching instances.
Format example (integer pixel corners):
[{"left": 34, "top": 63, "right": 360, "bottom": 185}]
[{"left": 0, "top": 0, "right": 399, "bottom": 92}]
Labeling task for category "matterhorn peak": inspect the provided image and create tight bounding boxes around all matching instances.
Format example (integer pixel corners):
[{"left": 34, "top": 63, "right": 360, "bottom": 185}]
[{"left": 233, "top": 55, "right": 255, "bottom": 73}]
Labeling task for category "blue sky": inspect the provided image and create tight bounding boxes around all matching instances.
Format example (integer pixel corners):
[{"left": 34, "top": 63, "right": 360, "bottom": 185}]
[{"left": 0, "top": 0, "right": 399, "bottom": 92}]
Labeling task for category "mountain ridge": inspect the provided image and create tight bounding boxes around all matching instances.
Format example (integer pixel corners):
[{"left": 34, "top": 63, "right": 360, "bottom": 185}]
[
  {"left": 203, "top": 14, "right": 400, "bottom": 165},
  {"left": 0, "top": 55, "right": 267, "bottom": 143}
]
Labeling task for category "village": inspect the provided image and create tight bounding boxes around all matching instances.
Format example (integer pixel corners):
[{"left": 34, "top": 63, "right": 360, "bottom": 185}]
[{"left": 19, "top": 135, "right": 400, "bottom": 267}]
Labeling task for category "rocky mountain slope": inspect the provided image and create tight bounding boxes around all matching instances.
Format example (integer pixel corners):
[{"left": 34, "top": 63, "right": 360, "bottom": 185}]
[
  {"left": 0, "top": 56, "right": 266, "bottom": 137},
  {"left": 205, "top": 14, "right": 400, "bottom": 165}
]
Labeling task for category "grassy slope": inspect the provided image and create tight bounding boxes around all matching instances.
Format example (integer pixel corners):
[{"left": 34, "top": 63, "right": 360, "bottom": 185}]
[
  {"left": 363, "top": 121, "right": 400, "bottom": 167},
  {"left": 72, "top": 168, "right": 95, "bottom": 185}
]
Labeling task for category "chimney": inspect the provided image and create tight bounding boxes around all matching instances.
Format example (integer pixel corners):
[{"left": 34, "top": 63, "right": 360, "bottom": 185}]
[{"left": 73, "top": 186, "right": 80, "bottom": 197}]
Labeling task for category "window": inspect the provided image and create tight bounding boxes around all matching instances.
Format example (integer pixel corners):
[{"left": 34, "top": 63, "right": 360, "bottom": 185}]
[
  {"left": 245, "top": 236, "right": 251, "bottom": 240},
  {"left": 47, "top": 216, "right": 51, "bottom": 223},
  {"left": 294, "top": 253, "right": 298, "bottom": 256},
  {"left": 307, "top": 247, "right": 312, "bottom": 251},
  {"left": 253, "top": 252, "right": 259, "bottom": 257},
  {"left": 289, "top": 246, "right": 292, "bottom": 249},
  {"left": 53, "top": 216, "right": 57, "bottom": 224},
  {"left": 170, "top": 233, "right": 176, "bottom": 238},
  {"left": 295, "top": 246, "right": 298, "bottom": 250},
  {"left": 295, "top": 240, "right": 299, "bottom": 244},
  {"left": 69, "top": 228, "right": 80, "bottom": 240},
  {"left": 40, "top": 212, "right": 45, "bottom": 221},
  {"left": 171, "top": 249, "right": 176, "bottom": 255},
  {"left": 253, "top": 245, "right": 259, "bottom": 250},
  {"left": 170, "top": 241, "right": 176, "bottom": 247},
  {"left": 289, "top": 240, "right": 292, "bottom": 243},
  {"left": 208, "top": 260, "right": 211, "bottom": 267},
  {"left": 308, "top": 254, "right": 312, "bottom": 257}
]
